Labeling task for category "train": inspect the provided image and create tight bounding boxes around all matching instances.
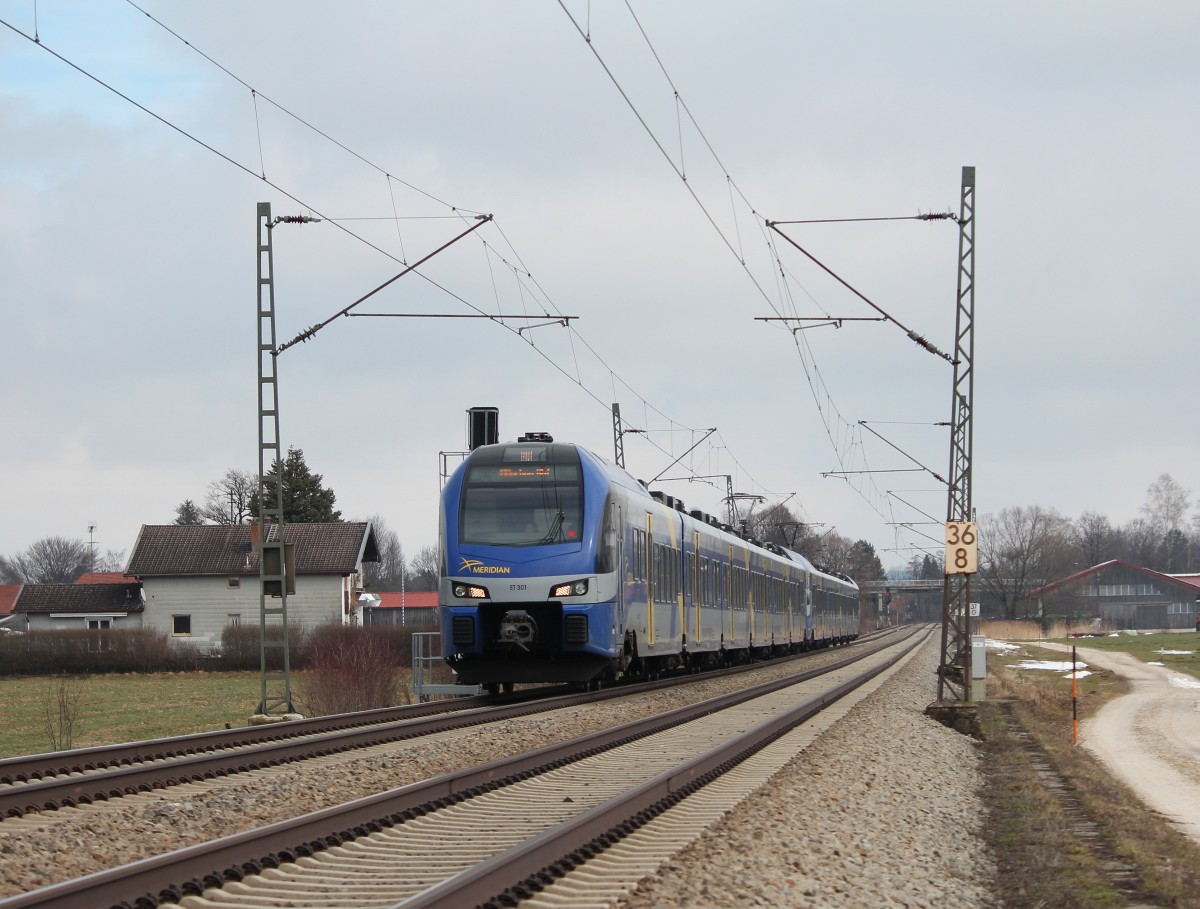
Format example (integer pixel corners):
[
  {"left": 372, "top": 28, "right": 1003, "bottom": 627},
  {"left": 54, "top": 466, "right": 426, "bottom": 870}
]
[{"left": 439, "top": 433, "right": 859, "bottom": 690}]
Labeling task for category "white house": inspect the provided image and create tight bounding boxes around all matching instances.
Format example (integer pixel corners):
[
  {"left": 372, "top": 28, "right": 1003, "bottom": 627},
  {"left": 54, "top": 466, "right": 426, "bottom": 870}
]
[{"left": 125, "top": 522, "right": 380, "bottom": 650}]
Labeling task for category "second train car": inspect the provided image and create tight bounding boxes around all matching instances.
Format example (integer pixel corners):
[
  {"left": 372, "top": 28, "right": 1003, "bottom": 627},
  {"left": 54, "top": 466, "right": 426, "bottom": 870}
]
[{"left": 439, "top": 434, "right": 858, "bottom": 689}]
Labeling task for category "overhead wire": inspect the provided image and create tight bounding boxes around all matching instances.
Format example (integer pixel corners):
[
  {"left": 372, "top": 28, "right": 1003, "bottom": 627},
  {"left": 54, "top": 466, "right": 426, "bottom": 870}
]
[
  {"left": 112, "top": 1, "right": 767, "bottom": 484},
  {"left": 559, "top": 1, "right": 956, "bottom": 548},
  {"left": 2, "top": 9, "right": 729, "bottom": 473},
  {"left": 9, "top": 4, "right": 840, "bottom": 529}
]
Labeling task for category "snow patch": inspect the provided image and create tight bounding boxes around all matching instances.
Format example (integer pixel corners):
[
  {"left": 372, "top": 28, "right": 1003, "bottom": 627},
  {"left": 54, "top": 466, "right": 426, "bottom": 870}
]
[{"left": 1013, "top": 660, "right": 1087, "bottom": 673}]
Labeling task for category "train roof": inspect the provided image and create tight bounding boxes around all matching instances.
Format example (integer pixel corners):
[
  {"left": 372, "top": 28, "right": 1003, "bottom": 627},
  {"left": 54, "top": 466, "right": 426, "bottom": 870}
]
[{"left": 476, "top": 439, "right": 858, "bottom": 590}]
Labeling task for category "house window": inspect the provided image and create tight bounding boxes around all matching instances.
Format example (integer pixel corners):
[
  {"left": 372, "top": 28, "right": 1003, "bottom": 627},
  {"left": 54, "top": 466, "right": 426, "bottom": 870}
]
[
  {"left": 228, "top": 577, "right": 241, "bottom": 589},
  {"left": 172, "top": 615, "right": 192, "bottom": 636},
  {"left": 88, "top": 618, "right": 112, "bottom": 652},
  {"left": 227, "top": 614, "right": 241, "bottom": 626}
]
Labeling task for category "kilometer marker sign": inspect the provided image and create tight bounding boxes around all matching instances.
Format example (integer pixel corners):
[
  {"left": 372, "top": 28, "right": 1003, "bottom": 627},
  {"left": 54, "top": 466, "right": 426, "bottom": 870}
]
[{"left": 945, "top": 521, "right": 978, "bottom": 574}]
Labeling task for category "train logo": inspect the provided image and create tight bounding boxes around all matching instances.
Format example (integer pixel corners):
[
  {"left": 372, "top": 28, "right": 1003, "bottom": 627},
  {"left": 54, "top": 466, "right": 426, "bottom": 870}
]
[{"left": 460, "top": 558, "right": 511, "bottom": 575}]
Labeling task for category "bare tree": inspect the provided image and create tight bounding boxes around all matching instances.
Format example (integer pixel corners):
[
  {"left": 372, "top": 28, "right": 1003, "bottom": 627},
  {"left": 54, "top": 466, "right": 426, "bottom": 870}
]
[
  {"left": 1163, "top": 528, "right": 1190, "bottom": 574},
  {"left": 94, "top": 549, "right": 126, "bottom": 573},
  {"left": 977, "top": 506, "right": 1075, "bottom": 620},
  {"left": 360, "top": 514, "right": 406, "bottom": 591},
  {"left": 407, "top": 545, "right": 440, "bottom": 592},
  {"left": 1141, "top": 473, "right": 1190, "bottom": 534},
  {"left": 1114, "top": 518, "right": 1164, "bottom": 569},
  {"left": 812, "top": 531, "right": 855, "bottom": 576},
  {"left": 745, "top": 503, "right": 823, "bottom": 555},
  {"left": 202, "top": 468, "right": 256, "bottom": 525},
  {"left": 1192, "top": 511, "right": 1200, "bottom": 573},
  {"left": 3, "top": 537, "right": 95, "bottom": 583},
  {"left": 1073, "top": 510, "right": 1115, "bottom": 567},
  {"left": 1139, "top": 474, "right": 1191, "bottom": 572}
]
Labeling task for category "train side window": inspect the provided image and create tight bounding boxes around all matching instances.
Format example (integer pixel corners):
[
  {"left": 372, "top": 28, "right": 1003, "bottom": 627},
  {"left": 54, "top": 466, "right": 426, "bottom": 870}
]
[{"left": 657, "top": 544, "right": 666, "bottom": 601}]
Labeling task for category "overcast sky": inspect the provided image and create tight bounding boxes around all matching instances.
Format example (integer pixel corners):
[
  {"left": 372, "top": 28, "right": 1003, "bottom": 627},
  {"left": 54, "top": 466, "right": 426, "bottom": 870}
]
[{"left": 2, "top": 1, "right": 1196, "bottom": 573}]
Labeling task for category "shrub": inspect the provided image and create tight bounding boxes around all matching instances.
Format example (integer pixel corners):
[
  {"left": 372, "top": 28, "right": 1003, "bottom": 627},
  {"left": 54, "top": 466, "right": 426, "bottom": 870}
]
[
  {"left": 0, "top": 628, "right": 202, "bottom": 675},
  {"left": 218, "top": 621, "right": 310, "bottom": 670},
  {"left": 294, "top": 625, "right": 409, "bottom": 716},
  {"left": 42, "top": 674, "right": 86, "bottom": 751}
]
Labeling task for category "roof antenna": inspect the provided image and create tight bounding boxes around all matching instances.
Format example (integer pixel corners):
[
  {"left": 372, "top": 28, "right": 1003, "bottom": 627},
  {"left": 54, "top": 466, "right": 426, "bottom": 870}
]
[{"left": 87, "top": 523, "right": 99, "bottom": 571}]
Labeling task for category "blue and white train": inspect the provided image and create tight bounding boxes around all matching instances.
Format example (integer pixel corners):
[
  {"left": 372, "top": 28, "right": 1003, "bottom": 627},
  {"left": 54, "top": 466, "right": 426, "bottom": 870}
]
[{"left": 439, "top": 434, "right": 859, "bottom": 689}]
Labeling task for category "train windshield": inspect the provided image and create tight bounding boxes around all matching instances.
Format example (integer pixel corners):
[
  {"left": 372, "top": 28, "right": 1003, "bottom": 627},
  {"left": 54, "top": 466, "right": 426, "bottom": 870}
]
[{"left": 459, "top": 444, "right": 583, "bottom": 547}]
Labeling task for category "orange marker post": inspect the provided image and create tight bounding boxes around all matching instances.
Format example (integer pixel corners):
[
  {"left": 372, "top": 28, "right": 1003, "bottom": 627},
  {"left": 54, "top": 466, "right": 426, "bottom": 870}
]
[{"left": 1071, "top": 644, "right": 1078, "bottom": 746}]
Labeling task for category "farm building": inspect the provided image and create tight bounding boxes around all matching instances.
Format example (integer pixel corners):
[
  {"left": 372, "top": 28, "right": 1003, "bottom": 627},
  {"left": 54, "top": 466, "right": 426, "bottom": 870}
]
[
  {"left": 362, "top": 590, "right": 439, "bottom": 627},
  {"left": 1031, "top": 560, "right": 1200, "bottom": 631}
]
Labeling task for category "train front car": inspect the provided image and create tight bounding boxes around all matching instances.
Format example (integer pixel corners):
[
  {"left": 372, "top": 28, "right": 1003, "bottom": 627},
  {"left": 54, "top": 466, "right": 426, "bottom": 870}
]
[{"left": 439, "top": 437, "right": 621, "bottom": 688}]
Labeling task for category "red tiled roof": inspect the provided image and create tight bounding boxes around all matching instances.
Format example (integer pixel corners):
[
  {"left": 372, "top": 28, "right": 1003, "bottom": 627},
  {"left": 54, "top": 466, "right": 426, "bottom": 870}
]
[
  {"left": 0, "top": 584, "right": 21, "bottom": 615},
  {"left": 376, "top": 591, "right": 438, "bottom": 609},
  {"left": 15, "top": 583, "right": 144, "bottom": 614},
  {"left": 75, "top": 572, "right": 130, "bottom": 584},
  {"left": 125, "top": 523, "right": 379, "bottom": 577},
  {"left": 1032, "top": 560, "right": 1200, "bottom": 598}
]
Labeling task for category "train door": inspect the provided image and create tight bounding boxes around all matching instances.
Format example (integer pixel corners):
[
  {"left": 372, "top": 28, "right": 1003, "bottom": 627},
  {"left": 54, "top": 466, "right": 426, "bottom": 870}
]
[
  {"left": 727, "top": 545, "right": 736, "bottom": 645},
  {"left": 744, "top": 563, "right": 753, "bottom": 647},
  {"left": 614, "top": 502, "right": 624, "bottom": 631},
  {"left": 785, "top": 569, "right": 795, "bottom": 646},
  {"left": 804, "top": 574, "right": 813, "bottom": 645},
  {"left": 690, "top": 531, "right": 700, "bottom": 649},
  {"left": 645, "top": 512, "right": 655, "bottom": 646}
]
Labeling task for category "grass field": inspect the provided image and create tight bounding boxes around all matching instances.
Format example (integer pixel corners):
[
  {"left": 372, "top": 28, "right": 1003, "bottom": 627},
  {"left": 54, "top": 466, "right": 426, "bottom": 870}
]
[
  {"left": 1047, "top": 630, "right": 1200, "bottom": 677},
  {"left": 991, "top": 628, "right": 1200, "bottom": 683},
  {"left": 1, "top": 671, "right": 304, "bottom": 759},
  {"left": 983, "top": 636, "right": 1200, "bottom": 907},
  {"left": 3, "top": 627, "right": 1197, "bottom": 760}
]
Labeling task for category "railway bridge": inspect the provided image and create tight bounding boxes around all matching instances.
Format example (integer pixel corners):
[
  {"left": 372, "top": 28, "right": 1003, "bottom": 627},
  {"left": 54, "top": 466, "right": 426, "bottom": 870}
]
[{"left": 860, "top": 579, "right": 945, "bottom": 624}]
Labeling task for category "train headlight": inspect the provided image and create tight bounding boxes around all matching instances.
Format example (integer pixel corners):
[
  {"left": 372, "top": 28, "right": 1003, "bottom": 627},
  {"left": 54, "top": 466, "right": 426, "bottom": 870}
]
[
  {"left": 551, "top": 579, "right": 589, "bottom": 598},
  {"left": 453, "top": 583, "right": 489, "bottom": 599}
]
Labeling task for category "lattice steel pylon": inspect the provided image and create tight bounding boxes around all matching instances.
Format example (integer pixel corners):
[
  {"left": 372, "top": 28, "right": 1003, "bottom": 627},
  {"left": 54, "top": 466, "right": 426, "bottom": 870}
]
[
  {"left": 937, "top": 167, "right": 977, "bottom": 702},
  {"left": 612, "top": 403, "right": 626, "bottom": 469},
  {"left": 256, "top": 202, "right": 294, "bottom": 715}
]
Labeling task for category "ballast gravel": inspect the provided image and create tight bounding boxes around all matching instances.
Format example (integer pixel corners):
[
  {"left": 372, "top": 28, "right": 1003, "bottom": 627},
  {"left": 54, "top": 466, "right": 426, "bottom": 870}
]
[
  {"left": 617, "top": 639, "right": 997, "bottom": 909},
  {"left": 0, "top": 632, "right": 997, "bottom": 907}
]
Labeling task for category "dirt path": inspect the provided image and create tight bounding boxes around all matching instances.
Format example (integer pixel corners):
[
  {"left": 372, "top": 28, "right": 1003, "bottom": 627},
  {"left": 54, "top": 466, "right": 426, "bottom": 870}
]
[{"left": 1030, "top": 641, "right": 1200, "bottom": 844}]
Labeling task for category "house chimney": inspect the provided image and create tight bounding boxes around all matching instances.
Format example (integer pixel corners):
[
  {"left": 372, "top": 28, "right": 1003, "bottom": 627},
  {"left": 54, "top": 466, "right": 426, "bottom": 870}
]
[{"left": 250, "top": 523, "right": 261, "bottom": 543}]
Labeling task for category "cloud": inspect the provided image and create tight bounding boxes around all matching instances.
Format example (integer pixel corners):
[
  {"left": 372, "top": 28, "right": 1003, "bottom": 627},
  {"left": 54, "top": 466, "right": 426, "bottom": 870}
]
[{"left": 2, "top": 1, "right": 1197, "bottom": 571}]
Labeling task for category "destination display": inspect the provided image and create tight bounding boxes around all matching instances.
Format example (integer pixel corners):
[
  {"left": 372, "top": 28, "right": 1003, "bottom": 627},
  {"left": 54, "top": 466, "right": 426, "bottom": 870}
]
[{"left": 467, "top": 463, "right": 580, "bottom": 483}]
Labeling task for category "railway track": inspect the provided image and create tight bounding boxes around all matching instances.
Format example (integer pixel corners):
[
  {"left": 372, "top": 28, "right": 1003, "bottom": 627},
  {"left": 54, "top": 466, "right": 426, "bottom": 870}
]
[
  {"left": 0, "top": 690, "right": 550, "bottom": 818},
  {"left": 0, "top": 631, "right": 898, "bottom": 820},
  {"left": 0, "top": 627, "right": 926, "bottom": 909}
]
